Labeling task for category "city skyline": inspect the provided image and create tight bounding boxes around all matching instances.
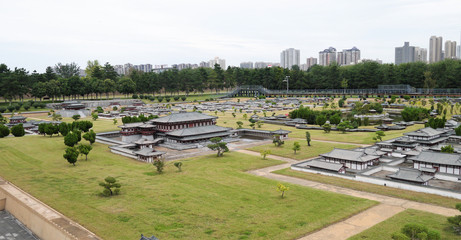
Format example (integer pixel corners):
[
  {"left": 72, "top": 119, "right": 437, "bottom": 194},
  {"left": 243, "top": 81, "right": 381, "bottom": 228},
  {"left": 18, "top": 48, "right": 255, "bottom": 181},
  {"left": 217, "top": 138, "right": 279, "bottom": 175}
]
[{"left": 1, "top": 0, "right": 461, "bottom": 72}]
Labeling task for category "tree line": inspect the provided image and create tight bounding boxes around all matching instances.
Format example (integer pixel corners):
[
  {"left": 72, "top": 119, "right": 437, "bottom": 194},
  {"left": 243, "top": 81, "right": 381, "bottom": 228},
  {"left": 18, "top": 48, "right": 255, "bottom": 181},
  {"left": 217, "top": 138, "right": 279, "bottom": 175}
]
[{"left": 1, "top": 59, "right": 461, "bottom": 103}]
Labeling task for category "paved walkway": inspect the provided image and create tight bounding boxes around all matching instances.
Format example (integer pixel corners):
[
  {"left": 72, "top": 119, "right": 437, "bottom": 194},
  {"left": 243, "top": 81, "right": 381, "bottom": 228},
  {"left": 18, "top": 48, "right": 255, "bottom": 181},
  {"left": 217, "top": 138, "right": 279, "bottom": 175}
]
[{"left": 237, "top": 150, "right": 460, "bottom": 240}]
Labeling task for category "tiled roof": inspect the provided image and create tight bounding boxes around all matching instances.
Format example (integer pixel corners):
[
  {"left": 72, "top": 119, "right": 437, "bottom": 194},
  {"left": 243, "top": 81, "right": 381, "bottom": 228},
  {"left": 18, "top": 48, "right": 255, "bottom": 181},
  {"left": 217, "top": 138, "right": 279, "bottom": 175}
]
[
  {"left": 166, "top": 125, "right": 230, "bottom": 137},
  {"left": 320, "top": 148, "right": 379, "bottom": 162},
  {"left": 150, "top": 112, "right": 216, "bottom": 123},
  {"left": 387, "top": 168, "right": 433, "bottom": 183},
  {"left": 408, "top": 151, "right": 461, "bottom": 166},
  {"left": 404, "top": 127, "right": 442, "bottom": 137},
  {"left": 302, "top": 159, "right": 345, "bottom": 171}
]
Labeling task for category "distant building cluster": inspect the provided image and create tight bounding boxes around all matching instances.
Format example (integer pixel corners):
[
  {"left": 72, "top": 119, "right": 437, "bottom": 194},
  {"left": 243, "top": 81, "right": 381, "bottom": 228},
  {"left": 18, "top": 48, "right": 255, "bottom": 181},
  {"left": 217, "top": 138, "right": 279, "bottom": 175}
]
[
  {"left": 395, "top": 35, "right": 459, "bottom": 65},
  {"left": 113, "top": 57, "right": 226, "bottom": 75},
  {"left": 395, "top": 42, "right": 427, "bottom": 65}
]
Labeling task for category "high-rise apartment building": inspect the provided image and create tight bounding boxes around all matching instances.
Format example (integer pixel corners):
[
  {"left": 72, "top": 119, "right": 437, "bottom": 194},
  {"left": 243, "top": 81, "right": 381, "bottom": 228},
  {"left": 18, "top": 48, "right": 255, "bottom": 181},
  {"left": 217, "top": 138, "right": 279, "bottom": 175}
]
[
  {"left": 280, "top": 48, "right": 300, "bottom": 69},
  {"left": 208, "top": 57, "right": 226, "bottom": 69},
  {"left": 414, "top": 47, "right": 427, "bottom": 63},
  {"left": 444, "top": 40, "right": 457, "bottom": 59},
  {"left": 395, "top": 42, "right": 415, "bottom": 65},
  {"left": 339, "top": 47, "right": 361, "bottom": 65},
  {"left": 319, "top": 47, "right": 337, "bottom": 66},
  {"left": 240, "top": 62, "right": 254, "bottom": 69},
  {"left": 336, "top": 52, "right": 344, "bottom": 65},
  {"left": 429, "top": 36, "right": 443, "bottom": 63},
  {"left": 306, "top": 57, "right": 317, "bottom": 69}
]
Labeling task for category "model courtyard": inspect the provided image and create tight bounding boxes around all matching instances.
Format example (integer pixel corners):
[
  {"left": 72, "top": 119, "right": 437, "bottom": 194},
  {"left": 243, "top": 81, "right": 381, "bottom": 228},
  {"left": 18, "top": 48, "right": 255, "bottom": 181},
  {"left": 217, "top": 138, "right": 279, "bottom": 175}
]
[{"left": 1, "top": 95, "right": 461, "bottom": 239}]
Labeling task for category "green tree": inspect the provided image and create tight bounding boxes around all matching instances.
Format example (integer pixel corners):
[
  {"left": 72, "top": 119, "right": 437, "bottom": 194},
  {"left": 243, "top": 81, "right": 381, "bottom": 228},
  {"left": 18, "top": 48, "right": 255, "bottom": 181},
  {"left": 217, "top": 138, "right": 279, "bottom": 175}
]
[
  {"left": 92, "top": 112, "right": 99, "bottom": 121},
  {"left": 243, "top": 113, "right": 247, "bottom": 120},
  {"left": 316, "top": 115, "right": 327, "bottom": 126},
  {"left": 0, "top": 124, "right": 10, "bottom": 138},
  {"left": 292, "top": 141, "right": 301, "bottom": 154},
  {"left": 207, "top": 137, "right": 229, "bottom": 157},
  {"left": 256, "top": 120, "right": 264, "bottom": 128},
  {"left": 174, "top": 162, "right": 182, "bottom": 172},
  {"left": 45, "top": 123, "right": 58, "bottom": 137},
  {"left": 447, "top": 203, "right": 461, "bottom": 235},
  {"left": 78, "top": 144, "right": 93, "bottom": 160},
  {"left": 323, "top": 123, "right": 332, "bottom": 133},
  {"left": 373, "top": 131, "right": 386, "bottom": 142},
  {"left": 272, "top": 134, "right": 285, "bottom": 147},
  {"left": 64, "top": 132, "right": 79, "bottom": 147},
  {"left": 232, "top": 113, "right": 236, "bottom": 118},
  {"left": 58, "top": 122, "right": 69, "bottom": 136},
  {"left": 260, "top": 150, "right": 271, "bottom": 159},
  {"left": 72, "top": 114, "right": 81, "bottom": 121},
  {"left": 305, "top": 131, "right": 311, "bottom": 146},
  {"left": 337, "top": 121, "right": 353, "bottom": 133},
  {"left": 99, "top": 176, "right": 121, "bottom": 196},
  {"left": 113, "top": 119, "right": 118, "bottom": 125},
  {"left": 423, "top": 71, "right": 436, "bottom": 94},
  {"left": 83, "top": 130, "right": 96, "bottom": 144},
  {"left": 63, "top": 147, "right": 79, "bottom": 166},
  {"left": 153, "top": 158, "right": 165, "bottom": 174},
  {"left": 441, "top": 145, "right": 454, "bottom": 153},
  {"left": 455, "top": 125, "right": 461, "bottom": 136},
  {"left": 277, "top": 183, "right": 289, "bottom": 198},
  {"left": 52, "top": 113, "right": 63, "bottom": 121},
  {"left": 236, "top": 121, "right": 243, "bottom": 129},
  {"left": 11, "top": 124, "right": 25, "bottom": 137}
]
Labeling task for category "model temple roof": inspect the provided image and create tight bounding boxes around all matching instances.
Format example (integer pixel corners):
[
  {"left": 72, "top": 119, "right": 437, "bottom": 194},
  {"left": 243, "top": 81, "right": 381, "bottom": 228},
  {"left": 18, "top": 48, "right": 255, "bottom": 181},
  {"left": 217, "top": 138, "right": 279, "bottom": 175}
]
[
  {"left": 320, "top": 148, "right": 379, "bottom": 162},
  {"left": 167, "top": 125, "right": 230, "bottom": 137},
  {"left": 133, "top": 148, "right": 165, "bottom": 157},
  {"left": 408, "top": 151, "right": 461, "bottom": 166},
  {"left": 387, "top": 168, "right": 433, "bottom": 183},
  {"left": 404, "top": 127, "right": 442, "bottom": 137},
  {"left": 302, "top": 159, "right": 345, "bottom": 172},
  {"left": 150, "top": 112, "right": 217, "bottom": 123}
]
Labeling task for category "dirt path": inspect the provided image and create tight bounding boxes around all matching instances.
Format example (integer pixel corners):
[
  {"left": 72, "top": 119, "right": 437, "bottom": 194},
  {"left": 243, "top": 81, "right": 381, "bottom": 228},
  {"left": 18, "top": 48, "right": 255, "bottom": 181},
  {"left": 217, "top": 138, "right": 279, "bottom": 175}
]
[{"left": 237, "top": 150, "right": 459, "bottom": 240}]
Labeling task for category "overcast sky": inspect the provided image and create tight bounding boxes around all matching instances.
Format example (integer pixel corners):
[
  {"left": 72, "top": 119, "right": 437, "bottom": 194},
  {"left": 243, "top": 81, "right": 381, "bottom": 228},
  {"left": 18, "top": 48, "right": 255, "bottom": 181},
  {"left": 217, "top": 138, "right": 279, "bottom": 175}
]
[{"left": 1, "top": 0, "right": 460, "bottom": 72}]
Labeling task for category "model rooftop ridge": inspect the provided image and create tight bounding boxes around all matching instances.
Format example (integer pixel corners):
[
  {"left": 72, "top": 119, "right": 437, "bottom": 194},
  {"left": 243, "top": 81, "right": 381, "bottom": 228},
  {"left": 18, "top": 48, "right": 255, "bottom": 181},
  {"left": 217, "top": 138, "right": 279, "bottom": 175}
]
[{"left": 150, "top": 112, "right": 217, "bottom": 123}]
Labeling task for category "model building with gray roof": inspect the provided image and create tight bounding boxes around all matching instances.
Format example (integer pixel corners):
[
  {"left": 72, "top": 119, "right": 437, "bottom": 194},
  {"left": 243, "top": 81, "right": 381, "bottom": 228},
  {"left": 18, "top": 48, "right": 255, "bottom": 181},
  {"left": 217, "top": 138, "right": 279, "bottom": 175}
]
[
  {"left": 119, "top": 112, "right": 231, "bottom": 144},
  {"left": 319, "top": 148, "right": 379, "bottom": 170}
]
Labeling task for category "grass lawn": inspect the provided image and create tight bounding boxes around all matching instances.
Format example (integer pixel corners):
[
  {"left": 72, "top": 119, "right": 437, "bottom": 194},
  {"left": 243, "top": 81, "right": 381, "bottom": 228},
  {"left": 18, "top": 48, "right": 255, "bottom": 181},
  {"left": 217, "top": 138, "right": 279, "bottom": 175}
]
[
  {"left": 0, "top": 136, "right": 376, "bottom": 240},
  {"left": 214, "top": 111, "right": 424, "bottom": 145},
  {"left": 274, "top": 168, "right": 460, "bottom": 209},
  {"left": 348, "top": 209, "right": 460, "bottom": 240},
  {"left": 24, "top": 112, "right": 120, "bottom": 133},
  {"left": 248, "top": 140, "right": 358, "bottom": 160}
]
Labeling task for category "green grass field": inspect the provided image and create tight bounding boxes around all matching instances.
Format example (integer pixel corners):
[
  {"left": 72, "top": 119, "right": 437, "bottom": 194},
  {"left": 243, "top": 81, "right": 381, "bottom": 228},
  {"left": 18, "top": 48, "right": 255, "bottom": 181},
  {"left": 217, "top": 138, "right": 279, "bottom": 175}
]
[
  {"left": 0, "top": 136, "right": 376, "bottom": 240},
  {"left": 213, "top": 110, "right": 424, "bottom": 144},
  {"left": 274, "top": 168, "right": 460, "bottom": 209},
  {"left": 248, "top": 140, "right": 358, "bottom": 160},
  {"left": 348, "top": 209, "right": 460, "bottom": 240}
]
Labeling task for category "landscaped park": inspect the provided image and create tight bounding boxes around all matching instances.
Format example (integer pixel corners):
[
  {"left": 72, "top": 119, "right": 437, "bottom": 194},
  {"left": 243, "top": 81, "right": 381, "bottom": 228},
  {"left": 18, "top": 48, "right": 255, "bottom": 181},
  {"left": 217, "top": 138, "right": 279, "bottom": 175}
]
[{"left": 1, "top": 94, "right": 461, "bottom": 240}]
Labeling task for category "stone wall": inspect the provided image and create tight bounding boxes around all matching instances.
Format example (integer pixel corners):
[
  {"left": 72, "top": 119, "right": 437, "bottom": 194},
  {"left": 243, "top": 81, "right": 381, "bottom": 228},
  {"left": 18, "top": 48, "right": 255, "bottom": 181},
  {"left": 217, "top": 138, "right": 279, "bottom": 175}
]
[{"left": 0, "top": 179, "right": 99, "bottom": 240}]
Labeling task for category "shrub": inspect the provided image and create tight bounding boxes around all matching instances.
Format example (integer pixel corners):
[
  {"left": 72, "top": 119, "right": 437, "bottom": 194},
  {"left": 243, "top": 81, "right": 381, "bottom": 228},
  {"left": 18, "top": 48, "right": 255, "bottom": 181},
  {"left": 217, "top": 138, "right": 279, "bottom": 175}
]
[
  {"left": 0, "top": 124, "right": 10, "bottom": 138},
  {"left": 132, "top": 94, "right": 138, "bottom": 99},
  {"left": 11, "top": 124, "right": 25, "bottom": 137},
  {"left": 173, "top": 96, "right": 179, "bottom": 101},
  {"left": 181, "top": 96, "right": 186, "bottom": 101},
  {"left": 99, "top": 177, "right": 121, "bottom": 196},
  {"left": 401, "top": 107, "right": 430, "bottom": 122},
  {"left": 0, "top": 107, "right": 5, "bottom": 113},
  {"left": 63, "top": 147, "right": 79, "bottom": 166}
]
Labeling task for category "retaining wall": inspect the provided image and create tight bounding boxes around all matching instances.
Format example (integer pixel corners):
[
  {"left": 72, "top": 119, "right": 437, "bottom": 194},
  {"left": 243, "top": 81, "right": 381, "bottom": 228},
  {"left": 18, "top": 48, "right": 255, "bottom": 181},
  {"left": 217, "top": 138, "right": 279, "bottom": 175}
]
[{"left": 0, "top": 179, "right": 99, "bottom": 240}]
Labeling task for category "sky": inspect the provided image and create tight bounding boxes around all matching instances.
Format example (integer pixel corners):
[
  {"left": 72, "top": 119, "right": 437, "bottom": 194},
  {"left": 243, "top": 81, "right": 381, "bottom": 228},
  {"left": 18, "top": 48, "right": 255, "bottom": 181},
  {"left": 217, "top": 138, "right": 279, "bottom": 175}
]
[{"left": 1, "top": 0, "right": 461, "bottom": 72}]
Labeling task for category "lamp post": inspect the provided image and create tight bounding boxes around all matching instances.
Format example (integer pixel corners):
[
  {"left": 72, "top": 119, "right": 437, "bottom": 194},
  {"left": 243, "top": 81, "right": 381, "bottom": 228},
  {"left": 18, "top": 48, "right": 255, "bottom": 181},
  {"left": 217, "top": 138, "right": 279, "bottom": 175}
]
[{"left": 283, "top": 76, "right": 290, "bottom": 97}]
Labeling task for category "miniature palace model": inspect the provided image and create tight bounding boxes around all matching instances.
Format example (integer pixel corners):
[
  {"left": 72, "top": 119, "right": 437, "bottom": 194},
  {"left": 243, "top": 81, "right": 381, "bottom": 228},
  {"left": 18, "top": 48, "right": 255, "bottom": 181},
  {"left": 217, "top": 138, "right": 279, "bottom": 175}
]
[{"left": 119, "top": 112, "right": 231, "bottom": 143}]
